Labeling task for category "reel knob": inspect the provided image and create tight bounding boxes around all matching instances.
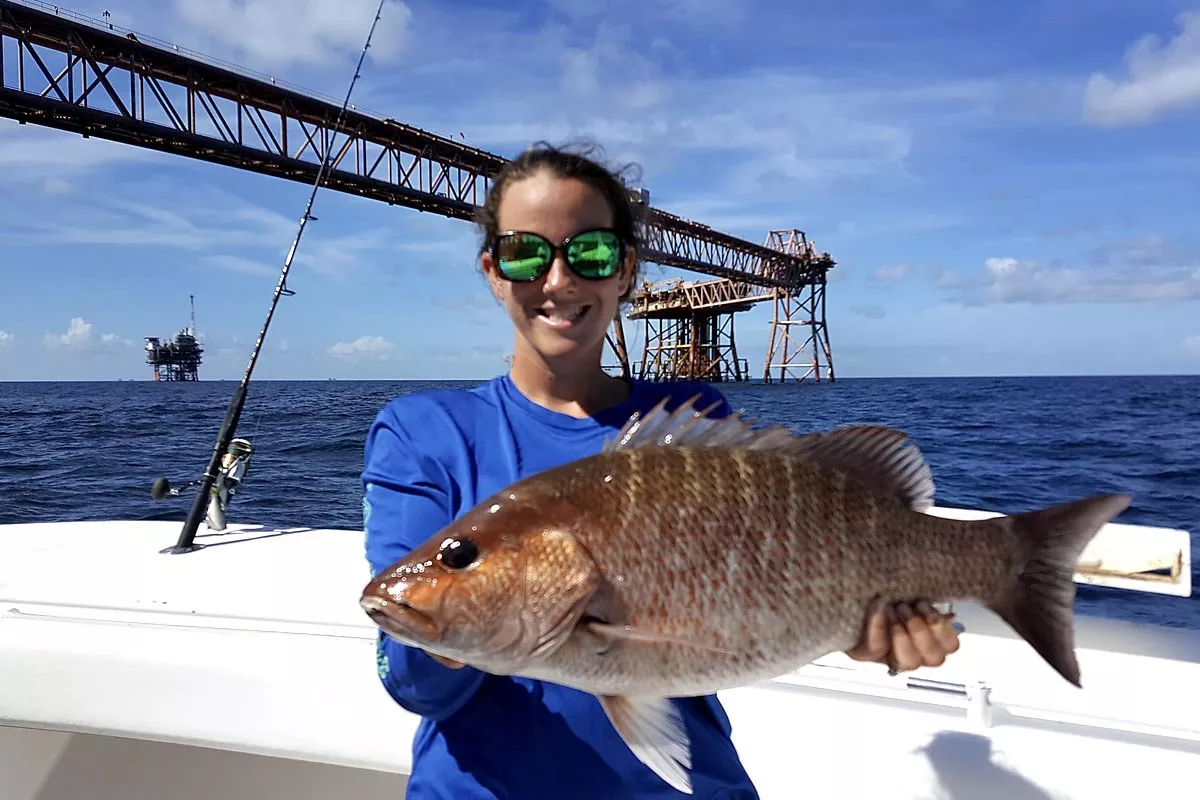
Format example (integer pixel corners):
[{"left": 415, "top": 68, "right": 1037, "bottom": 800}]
[{"left": 150, "top": 477, "right": 171, "bottom": 501}]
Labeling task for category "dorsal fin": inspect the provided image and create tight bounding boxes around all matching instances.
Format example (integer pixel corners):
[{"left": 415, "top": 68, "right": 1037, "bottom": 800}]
[
  {"left": 604, "top": 395, "right": 796, "bottom": 452},
  {"left": 605, "top": 395, "right": 935, "bottom": 511},
  {"left": 781, "top": 424, "right": 935, "bottom": 512}
]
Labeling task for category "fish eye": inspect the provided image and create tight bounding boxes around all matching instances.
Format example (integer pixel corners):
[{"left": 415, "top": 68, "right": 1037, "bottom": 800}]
[{"left": 438, "top": 537, "right": 479, "bottom": 570}]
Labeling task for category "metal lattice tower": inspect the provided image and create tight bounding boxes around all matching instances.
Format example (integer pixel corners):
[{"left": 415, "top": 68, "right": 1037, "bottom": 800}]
[
  {"left": 625, "top": 229, "right": 836, "bottom": 383},
  {"left": 626, "top": 278, "right": 756, "bottom": 382},
  {"left": 761, "top": 229, "right": 835, "bottom": 383}
]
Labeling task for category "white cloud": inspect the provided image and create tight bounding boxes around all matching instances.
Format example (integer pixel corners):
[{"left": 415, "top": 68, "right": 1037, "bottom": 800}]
[
  {"left": 0, "top": 121, "right": 166, "bottom": 180},
  {"left": 43, "top": 317, "right": 134, "bottom": 351},
  {"left": 198, "top": 254, "right": 280, "bottom": 278},
  {"left": 327, "top": 335, "right": 395, "bottom": 360},
  {"left": 169, "top": 0, "right": 413, "bottom": 71},
  {"left": 46, "top": 317, "right": 93, "bottom": 350},
  {"left": 849, "top": 304, "right": 886, "bottom": 319},
  {"left": 0, "top": 184, "right": 402, "bottom": 281},
  {"left": 871, "top": 263, "right": 911, "bottom": 282},
  {"left": 41, "top": 178, "right": 73, "bottom": 196},
  {"left": 1090, "top": 233, "right": 1200, "bottom": 268},
  {"left": 544, "top": 0, "right": 746, "bottom": 26},
  {"left": 1084, "top": 10, "right": 1200, "bottom": 126},
  {"left": 938, "top": 255, "right": 1200, "bottom": 306},
  {"left": 0, "top": 330, "right": 13, "bottom": 348},
  {"left": 380, "top": 12, "right": 1011, "bottom": 205}
]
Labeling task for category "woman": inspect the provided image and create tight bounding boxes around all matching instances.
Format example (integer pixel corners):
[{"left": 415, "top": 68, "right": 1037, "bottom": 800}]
[{"left": 361, "top": 141, "right": 960, "bottom": 799}]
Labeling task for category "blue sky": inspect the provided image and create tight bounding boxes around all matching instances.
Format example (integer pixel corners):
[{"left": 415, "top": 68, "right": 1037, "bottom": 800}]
[{"left": 1, "top": 0, "right": 1199, "bottom": 381}]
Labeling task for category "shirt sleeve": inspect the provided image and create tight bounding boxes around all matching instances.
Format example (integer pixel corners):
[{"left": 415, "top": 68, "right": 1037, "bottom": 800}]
[
  {"left": 702, "top": 387, "right": 732, "bottom": 418},
  {"left": 361, "top": 403, "right": 487, "bottom": 722}
]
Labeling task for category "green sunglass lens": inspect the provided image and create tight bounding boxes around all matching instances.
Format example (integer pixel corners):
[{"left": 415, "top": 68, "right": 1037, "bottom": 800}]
[
  {"left": 566, "top": 231, "right": 620, "bottom": 277},
  {"left": 497, "top": 234, "right": 551, "bottom": 281}
]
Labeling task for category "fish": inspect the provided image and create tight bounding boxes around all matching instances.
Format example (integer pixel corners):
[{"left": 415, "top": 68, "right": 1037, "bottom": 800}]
[{"left": 360, "top": 396, "right": 1132, "bottom": 795}]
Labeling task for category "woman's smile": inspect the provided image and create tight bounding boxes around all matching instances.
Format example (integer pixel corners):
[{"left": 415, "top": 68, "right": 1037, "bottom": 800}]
[{"left": 535, "top": 303, "right": 592, "bottom": 329}]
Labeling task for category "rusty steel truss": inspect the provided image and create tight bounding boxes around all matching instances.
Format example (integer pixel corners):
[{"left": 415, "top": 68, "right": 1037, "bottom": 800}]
[
  {"left": 628, "top": 230, "right": 835, "bottom": 382},
  {"left": 0, "top": 0, "right": 836, "bottom": 381},
  {"left": 635, "top": 315, "right": 748, "bottom": 383},
  {"left": 627, "top": 278, "right": 757, "bottom": 382}
]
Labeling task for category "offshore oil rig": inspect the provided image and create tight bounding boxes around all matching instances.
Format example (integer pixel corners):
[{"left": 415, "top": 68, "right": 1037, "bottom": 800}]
[{"left": 144, "top": 295, "right": 203, "bottom": 382}]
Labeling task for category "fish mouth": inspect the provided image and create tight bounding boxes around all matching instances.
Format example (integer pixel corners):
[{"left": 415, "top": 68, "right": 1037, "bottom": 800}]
[{"left": 360, "top": 595, "right": 441, "bottom": 644}]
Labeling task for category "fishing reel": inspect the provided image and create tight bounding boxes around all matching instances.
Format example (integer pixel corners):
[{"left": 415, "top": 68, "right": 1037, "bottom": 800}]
[{"left": 150, "top": 437, "right": 255, "bottom": 532}]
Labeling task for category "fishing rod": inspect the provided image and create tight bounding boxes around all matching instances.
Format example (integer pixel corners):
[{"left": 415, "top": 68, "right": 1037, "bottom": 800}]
[{"left": 162, "top": 0, "right": 388, "bottom": 554}]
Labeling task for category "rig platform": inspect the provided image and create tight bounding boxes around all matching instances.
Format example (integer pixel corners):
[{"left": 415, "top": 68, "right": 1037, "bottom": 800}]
[
  {"left": 144, "top": 295, "right": 203, "bottom": 382},
  {"left": 627, "top": 278, "right": 756, "bottom": 382},
  {"left": 626, "top": 230, "right": 835, "bottom": 383}
]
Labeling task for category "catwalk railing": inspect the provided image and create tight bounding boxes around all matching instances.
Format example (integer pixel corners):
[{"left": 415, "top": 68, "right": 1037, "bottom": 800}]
[{"left": 0, "top": 0, "right": 834, "bottom": 290}]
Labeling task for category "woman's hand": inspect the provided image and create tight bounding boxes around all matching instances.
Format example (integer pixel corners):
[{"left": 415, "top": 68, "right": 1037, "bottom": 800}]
[{"left": 845, "top": 600, "right": 961, "bottom": 673}]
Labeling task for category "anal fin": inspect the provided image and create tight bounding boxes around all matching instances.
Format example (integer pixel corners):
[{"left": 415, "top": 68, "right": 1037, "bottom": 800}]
[{"left": 598, "top": 694, "right": 693, "bottom": 795}]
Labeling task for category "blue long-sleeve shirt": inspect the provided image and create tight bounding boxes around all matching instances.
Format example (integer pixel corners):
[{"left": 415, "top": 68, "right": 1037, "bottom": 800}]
[{"left": 362, "top": 374, "right": 759, "bottom": 799}]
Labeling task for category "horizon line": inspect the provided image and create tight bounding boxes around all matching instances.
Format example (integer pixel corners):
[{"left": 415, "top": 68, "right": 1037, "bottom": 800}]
[{"left": 2, "top": 372, "right": 1199, "bottom": 384}]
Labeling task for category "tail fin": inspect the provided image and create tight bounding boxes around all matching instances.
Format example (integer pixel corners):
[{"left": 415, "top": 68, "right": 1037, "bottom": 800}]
[{"left": 988, "top": 493, "right": 1133, "bottom": 688}]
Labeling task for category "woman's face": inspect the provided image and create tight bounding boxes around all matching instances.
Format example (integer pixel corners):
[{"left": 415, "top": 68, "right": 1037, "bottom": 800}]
[{"left": 482, "top": 169, "right": 634, "bottom": 370}]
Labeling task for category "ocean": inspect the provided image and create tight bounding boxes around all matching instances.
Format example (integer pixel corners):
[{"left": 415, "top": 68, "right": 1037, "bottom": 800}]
[{"left": 1, "top": 374, "right": 1197, "bottom": 631}]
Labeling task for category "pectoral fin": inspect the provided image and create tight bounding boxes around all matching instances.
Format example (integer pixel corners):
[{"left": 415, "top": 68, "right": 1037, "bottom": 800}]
[
  {"left": 598, "top": 694, "right": 693, "bottom": 795},
  {"left": 584, "top": 620, "right": 736, "bottom": 656}
]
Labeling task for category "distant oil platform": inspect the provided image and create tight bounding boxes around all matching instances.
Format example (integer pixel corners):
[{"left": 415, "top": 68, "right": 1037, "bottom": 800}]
[{"left": 144, "top": 295, "right": 204, "bottom": 382}]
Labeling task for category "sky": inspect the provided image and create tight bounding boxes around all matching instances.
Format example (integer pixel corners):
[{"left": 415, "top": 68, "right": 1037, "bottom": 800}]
[{"left": 1, "top": 0, "right": 1200, "bottom": 381}]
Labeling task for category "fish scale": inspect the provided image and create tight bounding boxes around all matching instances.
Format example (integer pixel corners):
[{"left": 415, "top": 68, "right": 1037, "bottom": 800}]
[{"left": 362, "top": 396, "right": 1133, "bottom": 795}]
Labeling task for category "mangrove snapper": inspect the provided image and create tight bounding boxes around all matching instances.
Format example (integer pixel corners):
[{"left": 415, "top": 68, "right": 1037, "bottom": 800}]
[{"left": 360, "top": 397, "right": 1132, "bottom": 795}]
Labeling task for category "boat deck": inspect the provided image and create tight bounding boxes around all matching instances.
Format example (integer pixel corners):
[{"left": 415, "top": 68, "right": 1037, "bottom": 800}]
[{"left": 1, "top": 515, "right": 1198, "bottom": 799}]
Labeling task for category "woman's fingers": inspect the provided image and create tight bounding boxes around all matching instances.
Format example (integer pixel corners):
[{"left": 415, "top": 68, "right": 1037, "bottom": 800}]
[
  {"left": 844, "top": 606, "right": 891, "bottom": 662},
  {"left": 893, "top": 601, "right": 961, "bottom": 669}
]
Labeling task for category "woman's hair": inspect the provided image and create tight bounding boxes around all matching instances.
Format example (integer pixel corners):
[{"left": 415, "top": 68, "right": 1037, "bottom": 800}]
[{"left": 474, "top": 139, "right": 645, "bottom": 301}]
